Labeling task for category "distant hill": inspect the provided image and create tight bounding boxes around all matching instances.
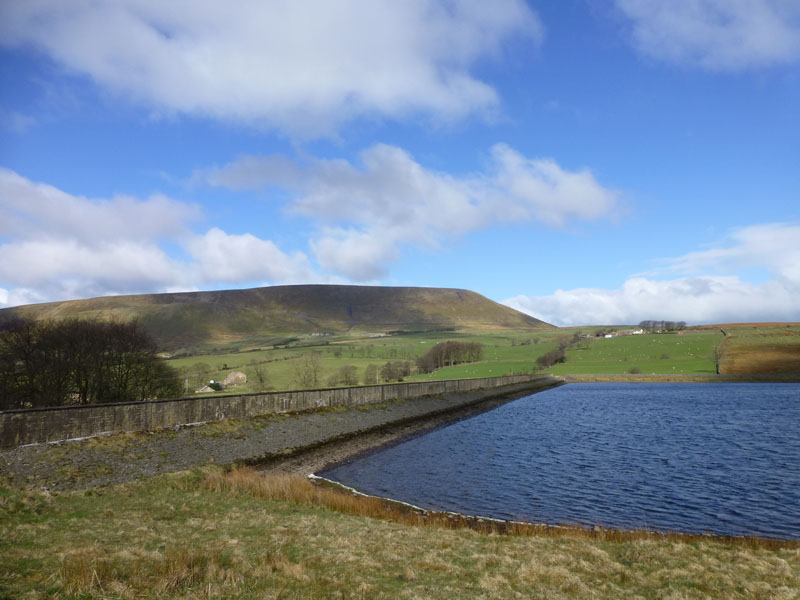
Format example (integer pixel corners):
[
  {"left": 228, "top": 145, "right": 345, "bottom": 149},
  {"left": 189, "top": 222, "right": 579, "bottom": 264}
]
[{"left": 0, "top": 285, "right": 552, "bottom": 350}]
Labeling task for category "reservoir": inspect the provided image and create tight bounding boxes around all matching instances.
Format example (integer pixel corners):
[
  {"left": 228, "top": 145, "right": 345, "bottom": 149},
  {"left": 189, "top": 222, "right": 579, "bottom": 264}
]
[{"left": 321, "top": 383, "right": 800, "bottom": 539}]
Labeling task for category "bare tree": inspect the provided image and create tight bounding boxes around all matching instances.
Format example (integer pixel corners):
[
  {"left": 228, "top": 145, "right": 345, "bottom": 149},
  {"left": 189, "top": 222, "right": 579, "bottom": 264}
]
[
  {"left": 363, "top": 364, "right": 379, "bottom": 385},
  {"left": 252, "top": 363, "right": 269, "bottom": 390},
  {"left": 338, "top": 365, "right": 359, "bottom": 386},
  {"left": 0, "top": 318, "right": 181, "bottom": 409},
  {"left": 416, "top": 341, "right": 483, "bottom": 374},
  {"left": 380, "top": 360, "right": 412, "bottom": 382},
  {"left": 292, "top": 352, "right": 322, "bottom": 389}
]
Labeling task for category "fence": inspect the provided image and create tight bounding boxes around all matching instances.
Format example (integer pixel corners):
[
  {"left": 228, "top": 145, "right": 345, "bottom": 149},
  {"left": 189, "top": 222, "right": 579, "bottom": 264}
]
[{"left": 0, "top": 374, "right": 548, "bottom": 449}]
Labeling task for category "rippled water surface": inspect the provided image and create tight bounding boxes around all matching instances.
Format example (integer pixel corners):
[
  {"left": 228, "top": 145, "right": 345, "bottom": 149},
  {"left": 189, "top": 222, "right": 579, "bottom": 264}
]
[{"left": 322, "top": 383, "right": 800, "bottom": 538}]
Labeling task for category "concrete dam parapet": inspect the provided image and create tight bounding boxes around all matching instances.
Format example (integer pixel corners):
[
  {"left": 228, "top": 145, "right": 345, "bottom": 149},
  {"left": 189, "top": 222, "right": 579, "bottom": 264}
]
[{"left": 0, "top": 374, "right": 556, "bottom": 449}]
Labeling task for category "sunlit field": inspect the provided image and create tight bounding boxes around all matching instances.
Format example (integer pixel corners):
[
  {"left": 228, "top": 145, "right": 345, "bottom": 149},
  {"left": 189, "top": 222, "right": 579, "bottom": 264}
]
[{"left": 165, "top": 327, "right": 738, "bottom": 395}]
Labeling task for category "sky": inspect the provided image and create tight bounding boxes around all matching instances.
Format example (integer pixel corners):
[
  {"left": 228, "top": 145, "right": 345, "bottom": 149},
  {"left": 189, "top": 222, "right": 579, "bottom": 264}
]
[{"left": 0, "top": 0, "right": 798, "bottom": 326}]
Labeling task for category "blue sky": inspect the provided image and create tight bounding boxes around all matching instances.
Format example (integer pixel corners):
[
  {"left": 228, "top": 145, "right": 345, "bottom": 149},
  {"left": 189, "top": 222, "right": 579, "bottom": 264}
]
[{"left": 1, "top": 0, "right": 798, "bottom": 325}]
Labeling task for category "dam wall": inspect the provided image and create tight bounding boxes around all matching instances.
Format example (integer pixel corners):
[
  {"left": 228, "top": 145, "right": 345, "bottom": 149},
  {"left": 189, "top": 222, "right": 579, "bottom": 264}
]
[{"left": 0, "top": 374, "right": 549, "bottom": 449}]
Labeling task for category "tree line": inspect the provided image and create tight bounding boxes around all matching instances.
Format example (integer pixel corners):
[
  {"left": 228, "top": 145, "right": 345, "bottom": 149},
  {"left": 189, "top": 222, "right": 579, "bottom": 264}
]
[
  {"left": 0, "top": 318, "right": 182, "bottom": 410},
  {"left": 638, "top": 320, "right": 687, "bottom": 332},
  {"left": 288, "top": 340, "right": 486, "bottom": 390},
  {"left": 535, "top": 337, "right": 569, "bottom": 369},
  {"left": 416, "top": 341, "right": 483, "bottom": 374}
]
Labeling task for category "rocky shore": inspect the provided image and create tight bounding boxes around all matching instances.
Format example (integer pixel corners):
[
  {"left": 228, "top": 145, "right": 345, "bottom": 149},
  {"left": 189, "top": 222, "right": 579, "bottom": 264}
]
[{"left": 0, "top": 377, "right": 563, "bottom": 491}]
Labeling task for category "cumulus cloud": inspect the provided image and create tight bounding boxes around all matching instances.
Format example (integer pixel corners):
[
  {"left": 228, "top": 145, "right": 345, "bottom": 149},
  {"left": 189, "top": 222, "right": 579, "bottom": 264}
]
[
  {"left": 616, "top": 0, "right": 800, "bottom": 70},
  {"left": 310, "top": 228, "right": 401, "bottom": 282},
  {"left": 0, "top": 168, "right": 200, "bottom": 242},
  {"left": 0, "top": 169, "right": 325, "bottom": 307},
  {"left": 505, "top": 223, "right": 800, "bottom": 326},
  {"left": 0, "top": 0, "right": 541, "bottom": 136},
  {"left": 201, "top": 143, "right": 620, "bottom": 279},
  {"left": 187, "top": 228, "right": 318, "bottom": 283}
]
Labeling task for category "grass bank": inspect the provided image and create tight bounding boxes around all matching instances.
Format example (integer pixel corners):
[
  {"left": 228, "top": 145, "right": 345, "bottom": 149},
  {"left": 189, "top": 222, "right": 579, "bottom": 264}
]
[
  {"left": 2, "top": 467, "right": 798, "bottom": 599},
  {"left": 563, "top": 373, "right": 800, "bottom": 383}
]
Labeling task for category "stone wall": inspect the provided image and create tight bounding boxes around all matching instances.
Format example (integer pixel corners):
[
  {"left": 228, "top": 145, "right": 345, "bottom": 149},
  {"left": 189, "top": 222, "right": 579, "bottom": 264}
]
[{"left": 0, "top": 375, "right": 546, "bottom": 449}]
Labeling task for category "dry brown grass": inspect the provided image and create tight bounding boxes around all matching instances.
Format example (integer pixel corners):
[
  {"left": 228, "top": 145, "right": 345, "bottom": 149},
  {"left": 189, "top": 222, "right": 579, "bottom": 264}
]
[
  {"left": 718, "top": 326, "right": 800, "bottom": 375},
  {"left": 3, "top": 467, "right": 799, "bottom": 599},
  {"left": 722, "top": 344, "right": 800, "bottom": 374},
  {"left": 204, "top": 467, "right": 799, "bottom": 551},
  {"left": 53, "top": 541, "right": 307, "bottom": 598}
]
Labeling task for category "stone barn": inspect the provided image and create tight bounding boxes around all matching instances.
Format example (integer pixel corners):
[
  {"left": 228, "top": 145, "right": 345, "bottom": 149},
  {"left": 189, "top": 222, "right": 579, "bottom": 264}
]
[{"left": 224, "top": 371, "right": 247, "bottom": 386}]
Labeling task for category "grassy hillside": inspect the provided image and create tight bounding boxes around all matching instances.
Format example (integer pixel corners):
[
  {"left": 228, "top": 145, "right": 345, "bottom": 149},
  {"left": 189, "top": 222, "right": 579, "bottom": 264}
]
[
  {"left": 716, "top": 324, "right": 800, "bottom": 375},
  {"left": 0, "top": 285, "right": 552, "bottom": 350}
]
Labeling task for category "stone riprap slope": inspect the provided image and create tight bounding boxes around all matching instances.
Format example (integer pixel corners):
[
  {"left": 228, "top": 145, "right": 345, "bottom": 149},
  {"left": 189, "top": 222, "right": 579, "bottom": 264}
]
[{"left": 0, "top": 378, "right": 562, "bottom": 491}]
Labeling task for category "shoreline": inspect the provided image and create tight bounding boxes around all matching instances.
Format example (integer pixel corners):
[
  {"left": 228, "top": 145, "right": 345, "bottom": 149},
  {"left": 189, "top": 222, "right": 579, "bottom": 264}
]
[
  {"left": 0, "top": 378, "right": 563, "bottom": 491},
  {"left": 305, "top": 472, "right": 799, "bottom": 550},
  {"left": 249, "top": 381, "right": 561, "bottom": 477},
  {"left": 263, "top": 378, "right": 800, "bottom": 549},
  {"left": 562, "top": 373, "right": 800, "bottom": 383}
]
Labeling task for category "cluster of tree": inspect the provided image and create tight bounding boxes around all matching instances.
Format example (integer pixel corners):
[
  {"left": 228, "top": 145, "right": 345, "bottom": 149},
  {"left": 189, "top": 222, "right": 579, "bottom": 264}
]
[
  {"left": 638, "top": 321, "right": 687, "bottom": 333},
  {"left": 535, "top": 337, "right": 572, "bottom": 369},
  {"left": 0, "top": 318, "right": 182, "bottom": 410},
  {"left": 535, "top": 347, "right": 566, "bottom": 368},
  {"left": 380, "top": 360, "right": 413, "bottom": 382},
  {"left": 416, "top": 341, "right": 483, "bottom": 374},
  {"left": 361, "top": 361, "right": 415, "bottom": 385},
  {"left": 326, "top": 364, "right": 359, "bottom": 387}
]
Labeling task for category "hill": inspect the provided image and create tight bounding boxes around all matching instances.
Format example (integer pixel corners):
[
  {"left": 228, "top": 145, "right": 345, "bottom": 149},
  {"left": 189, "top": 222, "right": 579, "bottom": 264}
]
[{"left": 0, "top": 285, "right": 552, "bottom": 350}]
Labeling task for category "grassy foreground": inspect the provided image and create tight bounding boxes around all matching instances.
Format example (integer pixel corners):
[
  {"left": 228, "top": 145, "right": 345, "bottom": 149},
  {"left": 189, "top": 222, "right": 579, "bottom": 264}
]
[{"left": 2, "top": 468, "right": 798, "bottom": 599}]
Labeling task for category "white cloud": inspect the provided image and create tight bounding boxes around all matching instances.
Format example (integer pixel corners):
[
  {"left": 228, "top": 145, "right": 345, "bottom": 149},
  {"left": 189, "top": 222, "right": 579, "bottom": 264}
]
[
  {"left": 657, "top": 223, "right": 800, "bottom": 285},
  {"left": 0, "top": 168, "right": 200, "bottom": 242},
  {"left": 0, "top": 287, "right": 47, "bottom": 308},
  {"left": 0, "top": 238, "right": 180, "bottom": 290},
  {"left": 616, "top": 0, "right": 800, "bottom": 70},
  {"left": 310, "top": 228, "right": 400, "bottom": 282},
  {"left": 202, "top": 143, "right": 620, "bottom": 279},
  {"left": 489, "top": 144, "right": 620, "bottom": 227},
  {"left": 187, "top": 228, "right": 318, "bottom": 284},
  {"left": 505, "top": 223, "right": 800, "bottom": 326},
  {"left": 0, "top": 169, "right": 325, "bottom": 307},
  {"left": 0, "top": 0, "right": 541, "bottom": 136}
]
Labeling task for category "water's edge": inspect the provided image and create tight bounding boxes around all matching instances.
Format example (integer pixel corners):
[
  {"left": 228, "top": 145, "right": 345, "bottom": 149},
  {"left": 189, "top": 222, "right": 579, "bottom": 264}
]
[{"left": 317, "top": 382, "right": 800, "bottom": 541}]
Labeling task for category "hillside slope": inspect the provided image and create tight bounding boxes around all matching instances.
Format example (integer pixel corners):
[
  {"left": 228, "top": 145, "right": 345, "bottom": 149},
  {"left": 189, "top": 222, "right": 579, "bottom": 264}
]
[{"left": 0, "top": 285, "right": 552, "bottom": 349}]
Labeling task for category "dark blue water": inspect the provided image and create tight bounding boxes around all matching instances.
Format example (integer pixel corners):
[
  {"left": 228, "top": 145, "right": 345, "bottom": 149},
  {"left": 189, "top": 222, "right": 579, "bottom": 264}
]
[{"left": 322, "top": 383, "right": 800, "bottom": 539}]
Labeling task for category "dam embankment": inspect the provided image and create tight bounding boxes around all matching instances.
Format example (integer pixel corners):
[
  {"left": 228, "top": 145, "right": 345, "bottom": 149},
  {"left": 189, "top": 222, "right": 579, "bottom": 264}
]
[
  {"left": 0, "top": 375, "right": 563, "bottom": 490},
  {"left": 0, "top": 374, "right": 553, "bottom": 449}
]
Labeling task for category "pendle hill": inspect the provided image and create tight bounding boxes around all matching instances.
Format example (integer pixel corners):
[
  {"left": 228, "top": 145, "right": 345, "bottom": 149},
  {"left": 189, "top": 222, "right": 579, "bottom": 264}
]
[{"left": 0, "top": 285, "right": 552, "bottom": 350}]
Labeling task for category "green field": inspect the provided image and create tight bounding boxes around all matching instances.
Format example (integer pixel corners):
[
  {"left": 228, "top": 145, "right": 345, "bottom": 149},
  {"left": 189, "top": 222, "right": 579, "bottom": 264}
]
[
  {"left": 165, "top": 328, "right": 732, "bottom": 395},
  {"left": 549, "top": 330, "right": 721, "bottom": 376}
]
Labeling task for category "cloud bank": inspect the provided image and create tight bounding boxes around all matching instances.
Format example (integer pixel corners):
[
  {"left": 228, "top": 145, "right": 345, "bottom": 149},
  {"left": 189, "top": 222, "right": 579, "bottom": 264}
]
[
  {"left": 0, "top": 168, "right": 321, "bottom": 307},
  {"left": 202, "top": 143, "right": 621, "bottom": 280},
  {"left": 0, "top": 0, "right": 541, "bottom": 136},
  {"left": 616, "top": 0, "right": 800, "bottom": 70},
  {"left": 505, "top": 223, "right": 800, "bottom": 326}
]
